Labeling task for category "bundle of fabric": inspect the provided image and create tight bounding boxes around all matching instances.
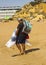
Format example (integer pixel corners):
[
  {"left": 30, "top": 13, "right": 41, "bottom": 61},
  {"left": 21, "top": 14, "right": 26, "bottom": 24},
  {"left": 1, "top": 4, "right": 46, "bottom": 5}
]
[{"left": 5, "top": 28, "right": 32, "bottom": 48}]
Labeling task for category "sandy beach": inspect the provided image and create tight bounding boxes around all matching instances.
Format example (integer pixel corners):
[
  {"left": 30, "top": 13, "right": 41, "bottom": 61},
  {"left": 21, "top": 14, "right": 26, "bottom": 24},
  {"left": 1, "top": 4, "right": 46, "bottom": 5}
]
[{"left": 0, "top": 19, "right": 46, "bottom": 65}]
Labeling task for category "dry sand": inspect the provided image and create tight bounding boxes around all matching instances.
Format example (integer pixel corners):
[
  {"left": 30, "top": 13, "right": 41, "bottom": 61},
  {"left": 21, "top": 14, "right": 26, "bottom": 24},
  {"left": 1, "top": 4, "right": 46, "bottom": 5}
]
[{"left": 0, "top": 20, "right": 46, "bottom": 65}]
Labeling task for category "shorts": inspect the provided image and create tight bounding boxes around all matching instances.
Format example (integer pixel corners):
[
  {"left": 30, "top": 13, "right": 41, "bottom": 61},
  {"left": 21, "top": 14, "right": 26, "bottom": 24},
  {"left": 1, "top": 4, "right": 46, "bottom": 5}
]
[{"left": 16, "top": 33, "right": 27, "bottom": 44}]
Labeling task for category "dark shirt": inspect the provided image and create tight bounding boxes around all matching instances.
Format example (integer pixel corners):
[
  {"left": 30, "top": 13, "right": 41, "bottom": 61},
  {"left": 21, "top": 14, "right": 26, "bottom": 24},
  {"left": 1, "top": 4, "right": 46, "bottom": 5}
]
[
  {"left": 17, "top": 22, "right": 24, "bottom": 36},
  {"left": 16, "top": 22, "right": 29, "bottom": 40}
]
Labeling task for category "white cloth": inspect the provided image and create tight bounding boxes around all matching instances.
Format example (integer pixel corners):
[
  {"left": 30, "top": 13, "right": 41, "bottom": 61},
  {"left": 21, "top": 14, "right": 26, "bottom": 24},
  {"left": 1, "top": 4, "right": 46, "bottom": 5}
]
[{"left": 5, "top": 29, "right": 32, "bottom": 48}]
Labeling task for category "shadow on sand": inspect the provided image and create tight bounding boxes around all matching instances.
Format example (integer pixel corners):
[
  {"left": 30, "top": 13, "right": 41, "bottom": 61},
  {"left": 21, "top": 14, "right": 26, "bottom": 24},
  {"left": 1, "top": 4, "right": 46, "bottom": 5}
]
[
  {"left": 12, "top": 48, "right": 40, "bottom": 57},
  {"left": 25, "top": 48, "right": 40, "bottom": 54}
]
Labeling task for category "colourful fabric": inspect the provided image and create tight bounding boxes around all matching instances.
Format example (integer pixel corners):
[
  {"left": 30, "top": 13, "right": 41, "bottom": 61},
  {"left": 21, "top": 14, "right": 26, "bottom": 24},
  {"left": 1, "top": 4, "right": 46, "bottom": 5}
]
[{"left": 23, "top": 20, "right": 32, "bottom": 34}]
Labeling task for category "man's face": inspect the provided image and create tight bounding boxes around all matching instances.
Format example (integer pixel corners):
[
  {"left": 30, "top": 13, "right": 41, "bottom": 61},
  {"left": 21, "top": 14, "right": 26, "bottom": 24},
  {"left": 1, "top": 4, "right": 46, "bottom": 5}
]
[{"left": 18, "top": 20, "right": 22, "bottom": 23}]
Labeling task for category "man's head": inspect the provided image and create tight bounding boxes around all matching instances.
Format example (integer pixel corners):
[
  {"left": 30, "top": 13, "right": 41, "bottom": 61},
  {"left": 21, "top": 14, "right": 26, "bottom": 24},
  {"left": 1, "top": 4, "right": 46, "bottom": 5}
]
[{"left": 18, "top": 18, "right": 23, "bottom": 23}]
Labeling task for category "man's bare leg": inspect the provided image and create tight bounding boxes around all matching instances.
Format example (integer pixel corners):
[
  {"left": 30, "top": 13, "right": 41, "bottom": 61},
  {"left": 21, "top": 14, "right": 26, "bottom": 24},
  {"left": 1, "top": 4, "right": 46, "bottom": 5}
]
[
  {"left": 21, "top": 43, "right": 25, "bottom": 54},
  {"left": 16, "top": 44, "right": 21, "bottom": 53}
]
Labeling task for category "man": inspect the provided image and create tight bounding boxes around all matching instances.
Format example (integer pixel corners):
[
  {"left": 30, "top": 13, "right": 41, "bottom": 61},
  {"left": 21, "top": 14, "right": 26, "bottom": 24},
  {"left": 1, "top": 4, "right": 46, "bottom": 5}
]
[{"left": 16, "top": 18, "right": 29, "bottom": 55}]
